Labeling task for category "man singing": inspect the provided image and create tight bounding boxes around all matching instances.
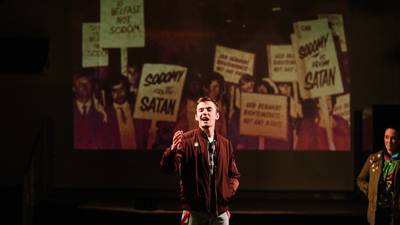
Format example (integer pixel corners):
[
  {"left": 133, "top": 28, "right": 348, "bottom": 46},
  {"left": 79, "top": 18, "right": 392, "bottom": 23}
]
[{"left": 161, "top": 97, "right": 240, "bottom": 225}]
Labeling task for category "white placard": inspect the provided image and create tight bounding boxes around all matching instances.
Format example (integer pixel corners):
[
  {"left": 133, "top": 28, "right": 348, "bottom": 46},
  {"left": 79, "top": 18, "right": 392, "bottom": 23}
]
[
  {"left": 133, "top": 64, "right": 187, "bottom": 122},
  {"left": 267, "top": 45, "right": 297, "bottom": 82},
  {"left": 214, "top": 45, "right": 255, "bottom": 84},
  {"left": 100, "top": 0, "right": 145, "bottom": 48},
  {"left": 240, "top": 93, "right": 288, "bottom": 140},
  {"left": 82, "top": 23, "right": 109, "bottom": 68},
  {"left": 292, "top": 19, "right": 344, "bottom": 99}
]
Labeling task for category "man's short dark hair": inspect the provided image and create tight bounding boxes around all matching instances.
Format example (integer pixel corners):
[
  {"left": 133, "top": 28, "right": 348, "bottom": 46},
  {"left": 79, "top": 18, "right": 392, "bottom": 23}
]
[
  {"left": 196, "top": 97, "right": 219, "bottom": 112},
  {"left": 384, "top": 125, "right": 400, "bottom": 138},
  {"left": 108, "top": 74, "right": 129, "bottom": 90}
]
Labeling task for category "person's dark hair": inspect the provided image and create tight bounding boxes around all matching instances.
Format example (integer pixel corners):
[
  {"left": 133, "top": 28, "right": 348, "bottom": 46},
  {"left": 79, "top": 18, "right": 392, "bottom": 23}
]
[
  {"left": 203, "top": 71, "right": 225, "bottom": 93},
  {"left": 196, "top": 96, "right": 219, "bottom": 112},
  {"left": 105, "top": 74, "right": 132, "bottom": 106},
  {"left": 239, "top": 73, "right": 255, "bottom": 88},
  {"left": 255, "top": 80, "right": 277, "bottom": 94},
  {"left": 107, "top": 74, "right": 130, "bottom": 92},
  {"left": 384, "top": 125, "right": 400, "bottom": 138},
  {"left": 314, "top": 96, "right": 337, "bottom": 107},
  {"left": 183, "top": 70, "right": 204, "bottom": 99},
  {"left": 302, "top": 95, "right": 338, "bottom": 118}
]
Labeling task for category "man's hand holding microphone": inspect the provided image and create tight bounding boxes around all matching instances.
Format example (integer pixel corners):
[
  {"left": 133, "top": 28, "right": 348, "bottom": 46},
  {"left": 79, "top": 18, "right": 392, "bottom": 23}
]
[{"left": 171, "top": 130, "right": 184, "bottom": 160}]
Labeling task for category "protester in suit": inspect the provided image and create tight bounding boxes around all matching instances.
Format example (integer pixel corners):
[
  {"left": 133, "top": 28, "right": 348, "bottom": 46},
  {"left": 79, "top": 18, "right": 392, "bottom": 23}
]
[
  {"left": 73, "top": 71, "right": 107, "bottom": 149},
  {"left": 105, "top": 75, "right": 149, "bottom": 149},
  {"left": 106, "top": 75, "right": 137, "bottom": 149}
]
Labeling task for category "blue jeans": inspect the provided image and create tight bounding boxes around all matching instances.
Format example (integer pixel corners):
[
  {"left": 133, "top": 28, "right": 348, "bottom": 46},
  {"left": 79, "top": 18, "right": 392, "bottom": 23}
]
[{"left": 181, "top": 210, "right": 229, "bottom": 225}]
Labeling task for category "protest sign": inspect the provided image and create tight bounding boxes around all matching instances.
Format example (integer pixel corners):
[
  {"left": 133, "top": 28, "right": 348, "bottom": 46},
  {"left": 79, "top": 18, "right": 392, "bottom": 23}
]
[
  {"left": 133, "top": 64, "right": 187, "bottom": 122},
  {"left": 293, "top": 18, "right": 331, "bottom": 39},
  {"left": 240, "top": 93, "right": 288, "bottom": 140},
  {"left": 214, "top": 45, "right": 255, "bottom": 84},
  {"left": 292, "top": 19, "right": 344, "bottom": 99},
  {"left": 82, "top": 23, "right": 109, "bottom": 68},
  {"left": 100, "top": 0, "right": 145, "bottom": 48},
  {"left": 318, "top": 14, "right": 347, "bottom": 52},
  {"left": 267, "top": 45, "right": 297, "bottom": 82},
  {"left": 291, "top": 33, "right": 307, "bottom": 89}
]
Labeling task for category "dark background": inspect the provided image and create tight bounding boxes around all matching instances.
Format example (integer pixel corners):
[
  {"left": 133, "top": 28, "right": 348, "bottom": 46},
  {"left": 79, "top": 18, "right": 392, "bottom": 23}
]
[{"left": 1, "top": 0, "right": 400, "bottom": 224}]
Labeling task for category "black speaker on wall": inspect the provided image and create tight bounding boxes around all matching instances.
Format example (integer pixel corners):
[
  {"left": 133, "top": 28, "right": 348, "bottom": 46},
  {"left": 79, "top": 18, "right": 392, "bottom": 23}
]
[
  {"left": 0, "top": 37, "right": 49, "bottom": 74},
  {"left": 372, "top": 105, "right": 400, "bottom": 151}
]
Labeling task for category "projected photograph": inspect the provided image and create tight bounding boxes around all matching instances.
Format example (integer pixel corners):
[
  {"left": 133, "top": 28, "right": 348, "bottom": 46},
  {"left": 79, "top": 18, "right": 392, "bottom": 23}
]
[{"left": 72, "top": 0, "right": 350, "bottom": 151}]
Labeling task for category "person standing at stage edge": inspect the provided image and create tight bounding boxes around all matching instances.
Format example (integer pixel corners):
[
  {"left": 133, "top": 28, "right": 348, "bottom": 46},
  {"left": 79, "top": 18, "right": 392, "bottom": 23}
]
[
  {"left": 357, "top": 126, "right": 400, "bottom": 225},
  {"left": 160, "top": 97, "right": 240, "bottom": 225}
]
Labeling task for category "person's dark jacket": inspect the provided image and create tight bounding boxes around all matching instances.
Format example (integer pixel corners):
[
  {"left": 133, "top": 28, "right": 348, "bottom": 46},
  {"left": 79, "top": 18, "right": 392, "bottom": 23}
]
[{"left": 160, "top": 128, "right": 240, "bottom": 214}]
